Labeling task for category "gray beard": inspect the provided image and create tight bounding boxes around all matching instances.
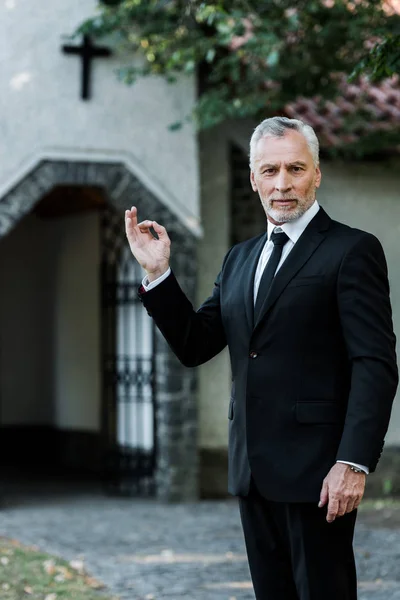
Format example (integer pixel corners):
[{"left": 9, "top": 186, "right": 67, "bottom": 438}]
[
  {"left": 265, "top": 204, "right": 306, "bottom": 223},
  {"left": 264, "top": 196, "right": 315, "bottom": 223}
]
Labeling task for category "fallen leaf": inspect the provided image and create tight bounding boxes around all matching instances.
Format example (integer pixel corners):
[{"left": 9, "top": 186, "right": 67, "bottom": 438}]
[
  {"left": 69, "top": 559, "right": 84, "bottom": 573},
  {"left": 24, "top": 586, "right": 33, "bottom": 594},
  {"left": 84, "top": 576, "right": 105, "bottom": 589},
  {"left": 56, "top": 565, "right": 73, "bottom": 580},
  {"left": 43, "top": 559, "right": 56, "bottom": 575}
]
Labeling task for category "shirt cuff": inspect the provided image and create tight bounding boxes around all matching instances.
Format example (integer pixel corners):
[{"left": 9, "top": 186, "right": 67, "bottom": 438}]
[
  {"left": 336, "top": 460, "right": 369, "bottom": 475},
  {"left": 142, "top": 267, "right": 171, "bottom": 291}
]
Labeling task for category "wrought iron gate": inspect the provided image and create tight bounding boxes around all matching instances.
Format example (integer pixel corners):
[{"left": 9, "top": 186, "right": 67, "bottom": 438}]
[{"left": 101, "top": 207, "right": 156, "bottom": 495}]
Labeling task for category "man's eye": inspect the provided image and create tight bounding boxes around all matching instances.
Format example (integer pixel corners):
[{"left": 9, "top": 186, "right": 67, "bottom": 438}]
[
  {"left": 292, "top": 166, "right": 302, "bottom": 172},
  {"left": 263, "top": 169, "right": 275, "bottom": 174}
]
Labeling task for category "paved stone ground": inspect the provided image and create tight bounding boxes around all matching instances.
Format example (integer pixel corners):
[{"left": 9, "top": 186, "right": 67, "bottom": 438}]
[{"left": 0, "top": 479, "right": 400, "bottom": 600}]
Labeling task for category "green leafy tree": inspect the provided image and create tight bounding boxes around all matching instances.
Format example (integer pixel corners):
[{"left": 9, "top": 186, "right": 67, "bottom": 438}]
[
  {"left": 351, "top": 33, "right": 400, "bottom": 81},
  {"left": 75, "top": 0, "right": 400, "bottom": 147}
]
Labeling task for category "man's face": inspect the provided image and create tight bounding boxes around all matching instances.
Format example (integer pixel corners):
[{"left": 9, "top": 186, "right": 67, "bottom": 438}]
[{"left": 250, "top": 129, "right": 322, "bottom": 225}]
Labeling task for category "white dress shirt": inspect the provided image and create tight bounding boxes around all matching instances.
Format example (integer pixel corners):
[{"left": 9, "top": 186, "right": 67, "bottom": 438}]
[
  {"left": 253, "top": 200, "right": 320, "bottom": 303},
  {"left": 143, "top": 266, "right": 172, "bottom": 291},
  {"left": 141, "top": 201, "right": 368, "bottom": 474}
]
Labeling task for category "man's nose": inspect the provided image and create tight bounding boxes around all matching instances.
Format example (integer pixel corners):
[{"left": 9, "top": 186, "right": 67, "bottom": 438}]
[{"left": 275, "top": 171, "right": 292, "bottom": 193}]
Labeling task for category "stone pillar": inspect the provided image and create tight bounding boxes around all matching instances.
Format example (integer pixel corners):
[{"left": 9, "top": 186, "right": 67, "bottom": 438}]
[{"left": 109, "top": 168, "right": 199, "bottom": 502}]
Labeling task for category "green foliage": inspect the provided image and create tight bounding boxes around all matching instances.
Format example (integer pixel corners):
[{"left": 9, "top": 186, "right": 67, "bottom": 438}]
[
  {"left": 74, "top": 0, "right": 400, "bottom": 155},
  {"left": 351, "top": 33, "right": 400, "bottom": 81}
]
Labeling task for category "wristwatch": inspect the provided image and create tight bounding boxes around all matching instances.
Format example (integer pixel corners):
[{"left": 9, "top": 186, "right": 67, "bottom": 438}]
[{"left": 349, "top": 465, "right": 365, "bottom": 474}]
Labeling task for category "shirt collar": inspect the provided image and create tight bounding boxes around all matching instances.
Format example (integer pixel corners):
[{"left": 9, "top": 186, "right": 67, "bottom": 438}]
[{"left": 267, "top": 201, "right": 320, "bottom": 244}]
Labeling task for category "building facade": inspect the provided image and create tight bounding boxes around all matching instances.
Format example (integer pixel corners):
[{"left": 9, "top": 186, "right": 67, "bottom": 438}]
[
  {"left": 1, "top": 0, "right": 399, "bottom": 501},
  {"left": 0, "top": 0, "right": 200, "bottom": 501}
]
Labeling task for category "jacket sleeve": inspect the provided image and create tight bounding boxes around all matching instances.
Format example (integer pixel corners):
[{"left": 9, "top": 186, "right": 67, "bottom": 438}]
[
  {"left": 138, "top": 251, "right": 232, "bottom": 368},
  {"left": 336, "top": 233, "right": 398, "bottom": 471}
]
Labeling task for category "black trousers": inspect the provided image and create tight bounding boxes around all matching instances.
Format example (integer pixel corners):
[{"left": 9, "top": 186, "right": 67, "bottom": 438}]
[{"left": 238, "top": 479, "right": 357, "bottom": 600}]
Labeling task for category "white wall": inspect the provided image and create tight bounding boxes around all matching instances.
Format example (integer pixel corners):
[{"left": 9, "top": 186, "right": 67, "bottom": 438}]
[
  {"left": 197, "top": 127, "right": 232, "bottom": 449},
  {"left": 0, "top": 0, "right": 200, "bottom": 232},
  {"left": 0, "top": 210, "right": 101, "bottom": 431},
  {"left": 54, "top": 212, "right": 101, "bottom": 431},
  {"left": 0, "top": 214, "right": 57, "bottom": 424}
]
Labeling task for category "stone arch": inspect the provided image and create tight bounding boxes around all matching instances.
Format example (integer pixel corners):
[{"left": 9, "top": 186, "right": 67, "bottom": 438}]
[{"left": 0, "top": 160, "right": 198, "bottom": 501}]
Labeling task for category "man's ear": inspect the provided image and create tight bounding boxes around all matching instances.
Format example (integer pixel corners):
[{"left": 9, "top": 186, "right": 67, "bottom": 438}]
[
  {"left": 315, "top": 166, "right": 322, "bottom": 189},
  {"left": 250, "top": 171, "right": 257, "bottom": 192}
]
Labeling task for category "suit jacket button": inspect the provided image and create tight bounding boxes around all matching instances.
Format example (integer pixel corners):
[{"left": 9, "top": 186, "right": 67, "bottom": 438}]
[{"left": 249, "top": 351, "right": 258, "bottom": 359}]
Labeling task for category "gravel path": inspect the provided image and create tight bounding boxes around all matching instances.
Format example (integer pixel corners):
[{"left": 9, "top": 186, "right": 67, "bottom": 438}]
[{"left": 0, "top": 481, "right": 399, "bottom": 600}]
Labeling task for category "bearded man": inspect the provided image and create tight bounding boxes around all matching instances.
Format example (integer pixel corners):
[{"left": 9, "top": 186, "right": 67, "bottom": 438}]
[{"left": 126, "top": 117, "right": 398, "bottom": 600}]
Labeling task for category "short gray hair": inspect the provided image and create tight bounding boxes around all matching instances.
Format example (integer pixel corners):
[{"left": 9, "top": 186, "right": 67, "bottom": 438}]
[{"left": 249, "top": 117, "right": 320, "bottom": 169}]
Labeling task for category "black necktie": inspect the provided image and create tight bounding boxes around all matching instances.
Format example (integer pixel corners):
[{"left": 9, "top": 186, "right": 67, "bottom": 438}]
[{"left": 253, "top": 229, "right": 290, "bottom": 324}]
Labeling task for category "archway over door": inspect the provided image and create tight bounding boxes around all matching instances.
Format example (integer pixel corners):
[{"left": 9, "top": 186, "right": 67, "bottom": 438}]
[{"left": 0, "top": 160, "right": 198, "bottom": 501}]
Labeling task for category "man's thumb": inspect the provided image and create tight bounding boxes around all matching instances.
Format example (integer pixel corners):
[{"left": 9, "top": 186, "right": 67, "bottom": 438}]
[{"left": 319, "top": 481, "right": 328, "bottom": 508}]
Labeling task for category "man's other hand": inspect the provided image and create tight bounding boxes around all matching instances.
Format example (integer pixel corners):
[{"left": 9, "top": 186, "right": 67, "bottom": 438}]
[{"left": 318, "top": 463, "right": 366, "bottom": 523}]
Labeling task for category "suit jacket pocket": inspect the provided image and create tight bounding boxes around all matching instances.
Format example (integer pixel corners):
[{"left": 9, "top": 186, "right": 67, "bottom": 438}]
[
  {"left": 228, "top": 397, "right": 235, "bottom": 420},
  {"left": 295, "top": 400, "right": 341, "bottom": 424},
  {"left": 288, "top": 275, "right": 324, "bottom": 287}
]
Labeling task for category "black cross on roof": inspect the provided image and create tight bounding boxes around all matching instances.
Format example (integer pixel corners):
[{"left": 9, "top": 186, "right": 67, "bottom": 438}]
[{"left": 62, "top": 35, "right": 112, "bottom": 100}]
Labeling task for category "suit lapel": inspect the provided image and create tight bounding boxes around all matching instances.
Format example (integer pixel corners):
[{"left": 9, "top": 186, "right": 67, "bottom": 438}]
[
  {"left": 243, "top": 232, "right": 268, "bottom": 332},
  {"left": 253, "top": 208, "right": 331, "bottom": 331}
]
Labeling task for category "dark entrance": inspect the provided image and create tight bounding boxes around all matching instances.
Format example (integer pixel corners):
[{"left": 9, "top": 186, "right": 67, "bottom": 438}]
[{"left": 0, "top": 185, "right": 105, "bottom": 484}]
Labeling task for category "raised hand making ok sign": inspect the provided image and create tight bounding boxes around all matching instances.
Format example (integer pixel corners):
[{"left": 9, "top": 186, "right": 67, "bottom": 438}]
[{"left": 125, "top": 206, "right": 171, "bottom": 283}]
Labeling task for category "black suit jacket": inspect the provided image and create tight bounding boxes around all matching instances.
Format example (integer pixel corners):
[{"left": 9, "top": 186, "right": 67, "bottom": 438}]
[{"left": 139, "top": 207, "right": 398, "bottom": 502}]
